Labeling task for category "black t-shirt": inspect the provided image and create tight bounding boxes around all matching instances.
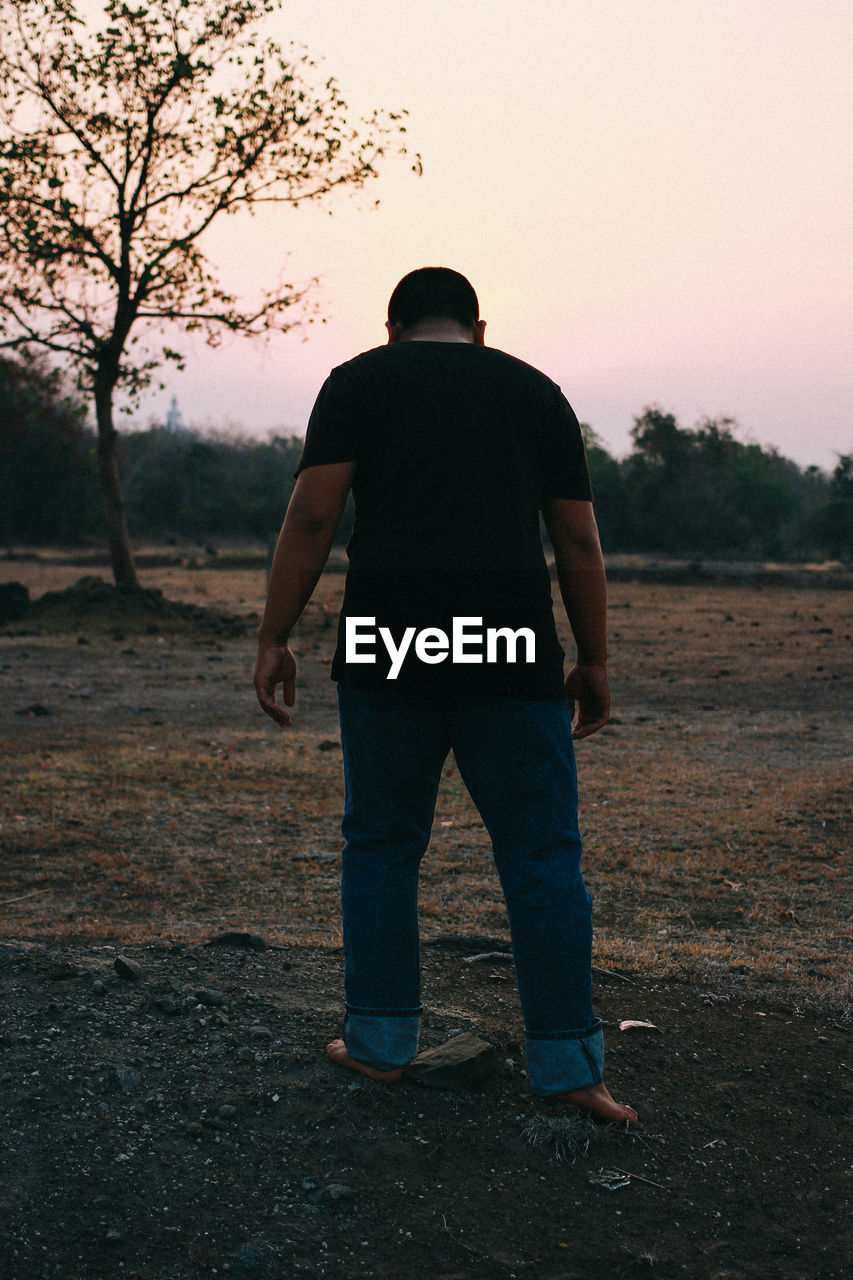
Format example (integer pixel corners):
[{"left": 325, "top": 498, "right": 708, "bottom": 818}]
[{"left": 295, "top": 341, "right": 593, "bottom": 698}]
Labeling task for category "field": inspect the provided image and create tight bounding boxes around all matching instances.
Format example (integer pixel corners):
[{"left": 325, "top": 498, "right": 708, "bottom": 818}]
[{"left": 0, "top": 551, "right": 851, "bottom": 1279}]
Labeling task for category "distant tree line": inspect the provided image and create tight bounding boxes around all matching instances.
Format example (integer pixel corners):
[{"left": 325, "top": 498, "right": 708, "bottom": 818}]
[
  {"left": 2, "top": 355, "right": 851, "bottom": 559},
  {"left": 584, "top": 407, "right": 852, "bottom": 561}
]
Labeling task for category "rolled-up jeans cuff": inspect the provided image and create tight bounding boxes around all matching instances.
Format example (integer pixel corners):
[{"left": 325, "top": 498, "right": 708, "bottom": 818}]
[
  {"left": 343, "top": 1011, "right": 420, "bottom": 1071},
  {"left": 526, "top": 1023, "right": 604, "bottom": 1096}
]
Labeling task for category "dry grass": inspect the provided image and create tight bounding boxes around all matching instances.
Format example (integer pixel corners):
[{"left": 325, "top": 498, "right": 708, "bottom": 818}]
[{"left": 1, "top": 555, "right": 850, "bottom": 1013}]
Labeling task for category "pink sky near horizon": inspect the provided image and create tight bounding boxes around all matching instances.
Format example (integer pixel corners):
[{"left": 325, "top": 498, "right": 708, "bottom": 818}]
[{"left": 77, "top": 1, "right": 853, "bottom": 469}]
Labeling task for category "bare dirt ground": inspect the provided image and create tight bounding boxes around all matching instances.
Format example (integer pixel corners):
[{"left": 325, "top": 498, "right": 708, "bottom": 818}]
[{"left": 0, "top": 552, "right": 851, "bottom": 1280}]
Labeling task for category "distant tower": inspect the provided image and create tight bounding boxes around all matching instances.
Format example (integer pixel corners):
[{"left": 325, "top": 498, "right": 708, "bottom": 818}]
[{"left": 165, "top": 395, "right": 187, "bottom": 433}]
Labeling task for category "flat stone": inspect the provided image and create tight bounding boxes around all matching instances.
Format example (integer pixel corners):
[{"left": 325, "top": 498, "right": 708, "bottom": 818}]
[{"left": 405, "top": 1032, "right": 499, "bottom": 1089}]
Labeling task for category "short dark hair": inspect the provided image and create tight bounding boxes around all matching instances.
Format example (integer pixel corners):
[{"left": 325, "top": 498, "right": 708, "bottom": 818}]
[{"left": 387, "top": 267, "right": 479, "bottom": 329}]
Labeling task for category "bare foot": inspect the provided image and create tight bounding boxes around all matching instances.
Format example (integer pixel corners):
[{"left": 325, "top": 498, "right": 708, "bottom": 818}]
[
  {"left": 325, "top": 1039, "right": 404, "bottom": 1084},
  {"left": 547, "top": 1082, "right": 639, "bottom": 1125}
]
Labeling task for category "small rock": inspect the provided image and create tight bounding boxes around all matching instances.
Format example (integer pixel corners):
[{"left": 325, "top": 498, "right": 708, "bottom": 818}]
[
  {"left": 195, "top": 988, "right": 226, "bottom": 1007},
  {"left": 233, "top": 1239, "right": 281, "bottom": 1277},
  {"left": 154, "top": 997, "right": 185, "bottom": 1016},
  {"left": 104, "top": 1228, "right": 124, "bottom": 1244},
  {"left": 317, "top": 739, "right": 341, "bottom": 751},
  {"left": 218, "top": 1103, "right": 238, "bottom": 1119},
  {"left": 248, "top": 1025, "right": 273, "bottom": 1041},
  {"left": 405, "top": 1032, "right": 499, "bottom": 1089},
  {"left": 617, "top": 1020, "right": 661, "bottom": 1033},
  {"left": 115, "top": 1066, "right": 141, "bottom": 1094},
  {"left": 308, "top": 1182, "right": 355, "bottom": 1207},
  {"left": 114, "top": 956, "right": 142, "bottom": 981},
  {"left": 92, "top": 980, "right": 107, "bottom": 996},
  {"left": 14, "top": 702, "right": 51, "bottom": 717}
]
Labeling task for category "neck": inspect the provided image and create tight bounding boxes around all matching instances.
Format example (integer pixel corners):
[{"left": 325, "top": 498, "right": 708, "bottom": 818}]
[{"left": 398, "top": 320, "right": 475, "bottom": 343}]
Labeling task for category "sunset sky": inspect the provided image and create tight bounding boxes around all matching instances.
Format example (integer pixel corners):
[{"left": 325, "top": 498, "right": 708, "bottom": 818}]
[{"left": 81, "top": 0, "right": 851, "bottom": 469}]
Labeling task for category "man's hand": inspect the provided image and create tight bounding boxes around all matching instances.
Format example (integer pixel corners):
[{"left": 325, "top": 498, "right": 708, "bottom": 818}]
[
  {"left": 254, "top": 643, "right": 297, "bottom": 728},
  {"left": 565, "top": 662, "right": 610, "bottom": 740}
]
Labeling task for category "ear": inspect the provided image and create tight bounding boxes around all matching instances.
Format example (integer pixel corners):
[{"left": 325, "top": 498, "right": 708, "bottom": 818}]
[
  {"left": 473, "top": 319, "right": 487, "bottom": 346},
  {"left": 386, "top": 320, "right": 402, "bottom": 344}
]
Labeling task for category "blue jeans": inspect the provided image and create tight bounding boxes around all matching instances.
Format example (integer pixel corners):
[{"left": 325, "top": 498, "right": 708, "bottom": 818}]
[{"left": 336, "top": 683, "right": 604, "bottom": 1095}]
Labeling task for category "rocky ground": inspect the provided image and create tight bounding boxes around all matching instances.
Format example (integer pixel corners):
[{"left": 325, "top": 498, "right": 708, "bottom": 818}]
[
  {"left": 1, "top": 568, "right": 850, "bottom": 1279},
  {"left": 0, "top": 932, "right": 850, "bottom": 1280}
]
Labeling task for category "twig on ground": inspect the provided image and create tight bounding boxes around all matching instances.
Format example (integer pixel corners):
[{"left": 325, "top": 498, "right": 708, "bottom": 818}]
[
  {"left": 592, "top": 965, "right": 637, "bottom": 984},
  {"left": 441, "top": 1214, "right": 478, "bottom": 1254},
  {"left": 0, "top": 888, "right": 50, "bottom": 906}
]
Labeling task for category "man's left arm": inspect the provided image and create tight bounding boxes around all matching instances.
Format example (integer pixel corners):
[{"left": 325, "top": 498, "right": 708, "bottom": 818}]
[{"left": 254, "top": 461, "right": 354, "bottom": 727}]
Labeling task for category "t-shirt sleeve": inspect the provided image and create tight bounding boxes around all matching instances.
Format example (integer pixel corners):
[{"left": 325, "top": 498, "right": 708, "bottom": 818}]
[
  {"left": 293, "top": 367, "right": 359, "bottom": 477},
  {"left": 540, "top": 387, "right": 594, "bottom": 501}
]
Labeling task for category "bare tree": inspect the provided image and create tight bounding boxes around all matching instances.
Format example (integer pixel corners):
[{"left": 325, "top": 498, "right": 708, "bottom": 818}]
[{"left": 0, "top": 0, "right": 418, "bottom": 587}]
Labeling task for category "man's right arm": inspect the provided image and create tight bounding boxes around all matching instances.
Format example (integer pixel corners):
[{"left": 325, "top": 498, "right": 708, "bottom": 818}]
[
  {"left": 541, "top": 497, "right": 610, "bottom": 740},
  {"left": 254, "top": 461, "right": 354, "bottom": 727}
]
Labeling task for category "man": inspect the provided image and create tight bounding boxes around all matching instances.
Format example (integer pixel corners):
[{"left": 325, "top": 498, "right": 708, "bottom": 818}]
[{"left": 254, "top": 267, "right": 637, "bottom": 1123}]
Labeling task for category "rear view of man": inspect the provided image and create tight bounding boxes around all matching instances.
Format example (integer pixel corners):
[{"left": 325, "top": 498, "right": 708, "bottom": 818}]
[{"left": 254, "top": 267, "right": 637, "bottom": 1123}]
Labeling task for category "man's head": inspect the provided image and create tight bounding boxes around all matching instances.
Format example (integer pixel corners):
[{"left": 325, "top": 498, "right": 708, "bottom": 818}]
[{"left": 386, "top": 267, "right": 485, "bottom": 344}]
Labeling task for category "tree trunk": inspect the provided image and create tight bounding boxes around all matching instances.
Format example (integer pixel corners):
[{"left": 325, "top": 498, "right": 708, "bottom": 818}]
[{"left": 94, "top": 376, "right": 140, "bottom": 591}]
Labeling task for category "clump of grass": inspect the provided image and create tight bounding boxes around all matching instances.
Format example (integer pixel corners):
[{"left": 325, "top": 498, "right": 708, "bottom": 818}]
[{"left": 521, "top": 1112, "right": 604, "bottom": 1163}]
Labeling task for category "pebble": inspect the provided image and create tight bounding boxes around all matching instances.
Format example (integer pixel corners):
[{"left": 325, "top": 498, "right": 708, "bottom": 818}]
[
  {"left": 92, "top": 980, "right": 106, "bottom": 996},
  {"left": 218, "top": 1103, "right": 238, "bottom": 1118},
  {"left": 248, "top": 1025, "right": 273, "bottom": 1041}
]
